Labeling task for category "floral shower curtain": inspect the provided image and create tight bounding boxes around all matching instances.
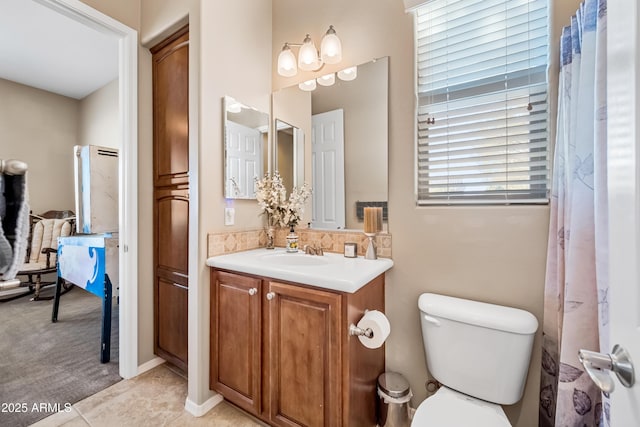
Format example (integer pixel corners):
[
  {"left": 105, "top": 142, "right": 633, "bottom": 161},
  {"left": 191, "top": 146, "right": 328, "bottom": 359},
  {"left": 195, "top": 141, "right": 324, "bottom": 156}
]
[{"left": 540, "top": 0, "right": 608, "bottom": 426}]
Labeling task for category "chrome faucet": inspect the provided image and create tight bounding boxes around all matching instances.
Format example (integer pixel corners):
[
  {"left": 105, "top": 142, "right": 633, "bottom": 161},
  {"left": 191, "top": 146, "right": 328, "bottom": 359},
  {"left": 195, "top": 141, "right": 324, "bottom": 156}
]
[{"left": 304, "top": 244, "right": 324, "bottom": 256}]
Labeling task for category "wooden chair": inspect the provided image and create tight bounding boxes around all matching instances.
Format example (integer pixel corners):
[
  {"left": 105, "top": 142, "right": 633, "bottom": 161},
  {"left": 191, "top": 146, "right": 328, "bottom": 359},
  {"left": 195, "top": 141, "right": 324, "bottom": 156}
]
[{"left": 17, "top": 214, "right": 74, "bottom": 300}]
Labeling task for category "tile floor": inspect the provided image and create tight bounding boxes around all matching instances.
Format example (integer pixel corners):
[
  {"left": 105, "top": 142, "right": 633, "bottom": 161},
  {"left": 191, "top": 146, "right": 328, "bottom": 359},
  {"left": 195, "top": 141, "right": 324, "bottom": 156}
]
[{"left": 31, "top": 364, "right": 265, "bottom": 427}]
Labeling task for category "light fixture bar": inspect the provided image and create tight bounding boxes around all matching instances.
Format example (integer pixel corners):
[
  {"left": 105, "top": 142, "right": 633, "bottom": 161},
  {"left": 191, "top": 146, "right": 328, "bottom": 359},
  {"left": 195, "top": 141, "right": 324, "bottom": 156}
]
[{"left": 277, "top": 25, "right": 342, "bottom": 78}]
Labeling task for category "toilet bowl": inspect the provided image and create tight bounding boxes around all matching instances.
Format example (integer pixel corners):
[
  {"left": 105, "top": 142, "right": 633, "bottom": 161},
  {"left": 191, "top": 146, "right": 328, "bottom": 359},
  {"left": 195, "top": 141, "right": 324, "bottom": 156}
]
[
  {"left": 411, "top": 387, "right": 511, "bottom": 426},
  {"left": 413, "top": 293, "right": 538, "bottom": 427}
]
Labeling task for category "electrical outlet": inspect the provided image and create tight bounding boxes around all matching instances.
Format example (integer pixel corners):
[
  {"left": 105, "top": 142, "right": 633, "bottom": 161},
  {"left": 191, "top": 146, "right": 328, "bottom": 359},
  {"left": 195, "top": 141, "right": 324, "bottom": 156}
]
[{"left": 224, "top": 207, "right": 235, "bottom": 226}]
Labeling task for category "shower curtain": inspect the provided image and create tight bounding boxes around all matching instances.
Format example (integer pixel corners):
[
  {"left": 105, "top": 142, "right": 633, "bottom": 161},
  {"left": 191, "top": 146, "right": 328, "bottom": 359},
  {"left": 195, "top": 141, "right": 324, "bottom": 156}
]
[{"left": 540, "top": 0, "right": 608, "bottom": 426}]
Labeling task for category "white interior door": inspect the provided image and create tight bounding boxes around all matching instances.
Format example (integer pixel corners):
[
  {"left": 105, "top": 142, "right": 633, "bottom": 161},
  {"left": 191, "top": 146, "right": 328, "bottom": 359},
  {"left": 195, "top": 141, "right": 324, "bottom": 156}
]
[
  {"left": 604, "top": 1, "right": 640, "bottom": 424},
  {"left": 226, "top": 121, "right": 263, "bottom": 198},
  {"left": 311, "top": 109, "right": 345, "bottom": 229}
]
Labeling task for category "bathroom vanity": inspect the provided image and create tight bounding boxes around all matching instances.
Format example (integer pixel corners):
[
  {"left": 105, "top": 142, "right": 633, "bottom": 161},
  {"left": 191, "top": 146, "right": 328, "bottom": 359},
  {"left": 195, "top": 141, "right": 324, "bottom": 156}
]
[{"left": 207, "top": 249, "right": 393, "bottom": 427}]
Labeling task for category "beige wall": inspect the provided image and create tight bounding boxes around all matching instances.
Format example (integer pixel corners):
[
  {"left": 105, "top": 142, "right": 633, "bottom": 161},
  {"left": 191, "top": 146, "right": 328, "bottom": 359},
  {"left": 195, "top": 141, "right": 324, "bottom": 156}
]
[
  {"left": 78, "top": 78, "right": 119, "bottom": 149},
  {"left": 1, "top": 74, "right": 119, "bottom": 217},
  {"left": 273, "top": 0, "right": 580, "bottom": 425},
  {"left": 200, "top": 1, "right": 273, "bottom": 233},
  {"left": 198, "top": 1, "right": 272, "bottom": 404},
  {"left": 0, "top": 78, "right": 77, "bottom": 214},
  {"left": 79, "top": 0, "right": 139, "bottom": 31}
]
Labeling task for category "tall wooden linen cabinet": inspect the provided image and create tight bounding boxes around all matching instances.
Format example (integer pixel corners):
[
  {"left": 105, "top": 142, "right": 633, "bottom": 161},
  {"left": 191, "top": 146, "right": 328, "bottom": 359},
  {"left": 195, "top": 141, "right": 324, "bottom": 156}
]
[{"left": 151, "top": 25, "right": 189, "bottom": 372}]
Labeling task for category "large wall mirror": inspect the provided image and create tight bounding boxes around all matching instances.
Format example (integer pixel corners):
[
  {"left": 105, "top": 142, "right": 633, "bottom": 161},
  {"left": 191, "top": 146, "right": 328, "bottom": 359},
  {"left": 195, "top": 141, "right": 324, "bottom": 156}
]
[
  {"left": 223, "top": 95, "right": 269, "bottom": 199},
  {"left": 272, "top": 56, "right": 389, "bottom": 230}
]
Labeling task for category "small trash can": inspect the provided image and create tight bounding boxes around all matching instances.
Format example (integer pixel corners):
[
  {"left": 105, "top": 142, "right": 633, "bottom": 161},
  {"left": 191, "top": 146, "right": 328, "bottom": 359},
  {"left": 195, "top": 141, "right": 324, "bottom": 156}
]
[{"left": 377, "top": 372, "right": 413, "bottom": 427}]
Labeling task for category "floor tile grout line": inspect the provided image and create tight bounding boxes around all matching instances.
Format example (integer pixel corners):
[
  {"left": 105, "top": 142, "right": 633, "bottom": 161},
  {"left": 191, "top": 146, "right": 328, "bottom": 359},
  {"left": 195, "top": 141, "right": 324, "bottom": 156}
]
[{"left": 72, "top": 405, "right": 92, "bottom": 427}]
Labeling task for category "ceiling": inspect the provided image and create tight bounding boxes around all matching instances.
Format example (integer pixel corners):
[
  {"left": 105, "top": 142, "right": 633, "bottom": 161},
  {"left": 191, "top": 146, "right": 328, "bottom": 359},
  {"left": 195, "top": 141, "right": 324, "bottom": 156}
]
[{"left": 0, "top": 0, "right": 119, "bottom": 99}]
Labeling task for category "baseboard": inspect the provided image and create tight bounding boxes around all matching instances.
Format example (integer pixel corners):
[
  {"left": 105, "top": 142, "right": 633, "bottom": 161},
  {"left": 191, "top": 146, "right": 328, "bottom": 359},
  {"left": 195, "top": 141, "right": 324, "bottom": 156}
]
[
  {"left": 184, "top": 393, "right": 224, "bottom": 417},
  {"left": 137, "top": 357, "right": 166, "bottom": 375}
]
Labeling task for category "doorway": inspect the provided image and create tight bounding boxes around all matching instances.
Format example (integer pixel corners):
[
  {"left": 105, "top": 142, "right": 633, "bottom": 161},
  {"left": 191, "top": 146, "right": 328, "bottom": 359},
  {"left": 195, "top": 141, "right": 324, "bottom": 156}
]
[{"left": 0, "top": 0, "right": 138, "bottom": 379}]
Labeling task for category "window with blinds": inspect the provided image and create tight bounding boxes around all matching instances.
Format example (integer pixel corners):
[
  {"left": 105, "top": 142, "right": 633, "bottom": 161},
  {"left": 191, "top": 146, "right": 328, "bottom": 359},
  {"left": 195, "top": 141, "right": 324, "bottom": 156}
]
[{"left": 412, "top": 0, "right": 549, "bottom": 205}]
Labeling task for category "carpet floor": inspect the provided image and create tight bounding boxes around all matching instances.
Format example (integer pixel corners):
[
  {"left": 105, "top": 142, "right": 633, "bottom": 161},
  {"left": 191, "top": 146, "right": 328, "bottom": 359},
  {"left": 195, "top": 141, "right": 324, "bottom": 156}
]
[{"left": 0, "top": 285, "right": 120, "bottom": 427}]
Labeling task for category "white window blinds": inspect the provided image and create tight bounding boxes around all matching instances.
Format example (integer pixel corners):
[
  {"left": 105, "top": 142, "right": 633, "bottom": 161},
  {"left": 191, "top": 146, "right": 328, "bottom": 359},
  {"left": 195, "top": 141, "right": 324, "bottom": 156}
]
[{"left": 412, "top": 0, "right": 550, "bottom": 205}]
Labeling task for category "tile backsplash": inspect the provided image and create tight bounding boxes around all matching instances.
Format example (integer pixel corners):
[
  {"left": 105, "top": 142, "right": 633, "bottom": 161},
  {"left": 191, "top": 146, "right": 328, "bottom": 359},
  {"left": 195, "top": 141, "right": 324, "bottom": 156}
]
[{"left": 207, "top": 228, "right": 392, "bottom": 258}]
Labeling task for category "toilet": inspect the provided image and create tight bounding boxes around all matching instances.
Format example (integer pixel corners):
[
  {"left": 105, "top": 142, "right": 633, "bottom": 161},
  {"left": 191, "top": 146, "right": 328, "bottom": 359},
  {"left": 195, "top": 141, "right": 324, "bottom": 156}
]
[{"left": 412, "top": 293, "right": 538, "bottom": 426}]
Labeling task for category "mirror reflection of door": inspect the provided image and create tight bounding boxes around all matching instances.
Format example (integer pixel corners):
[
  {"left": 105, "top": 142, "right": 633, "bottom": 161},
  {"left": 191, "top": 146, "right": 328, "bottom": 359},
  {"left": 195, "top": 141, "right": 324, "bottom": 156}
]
[
  {"left": 223, "top": 96, "right": 268, "bottom": 199},
  {"left": 225, "top": 121, "right": 263, "bottom": 198},
  {"left": 312, "top": 109, "right": 345, "bottom": 229}
]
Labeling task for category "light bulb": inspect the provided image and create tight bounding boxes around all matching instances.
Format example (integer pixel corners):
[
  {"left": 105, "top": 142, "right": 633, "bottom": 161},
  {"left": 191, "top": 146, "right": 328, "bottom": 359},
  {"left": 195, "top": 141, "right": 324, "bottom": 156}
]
[
  {"left": 317, "top": 73, "right": 335, "bottom": 86},
  {"left": 298, "top": 34, "right": 320, "bottom": 71},
  {"left": 226, "top": 101, "right": 242, "bottom": 113},
  {"left": 277, "top": 44, "right": 297, "bottom": 77},
  {"left": 337, "top": 66, "right": 357, "bottom": 81},
  {"left": 320, "top": 25, "right": 342, "bottom": 64},
  {"left": 299, "top": 79, "right": 317, "bottom": 91}
]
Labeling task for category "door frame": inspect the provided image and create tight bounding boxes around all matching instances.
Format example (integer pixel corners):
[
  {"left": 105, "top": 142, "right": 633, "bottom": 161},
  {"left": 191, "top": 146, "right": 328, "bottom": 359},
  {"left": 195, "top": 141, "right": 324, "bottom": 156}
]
[
  {"left": 608, "top": 0, "right": 640, "bottom": 423},
  {"left": 38, "top": 0, "right": 139, "bottom": 379}
]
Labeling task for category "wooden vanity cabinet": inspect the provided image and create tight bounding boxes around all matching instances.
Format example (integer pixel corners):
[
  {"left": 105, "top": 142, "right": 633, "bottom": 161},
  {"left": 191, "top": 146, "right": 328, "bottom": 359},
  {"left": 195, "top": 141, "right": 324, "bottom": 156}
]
[{"left": 210, "top": 268, "right": 385, "bottom": 427}]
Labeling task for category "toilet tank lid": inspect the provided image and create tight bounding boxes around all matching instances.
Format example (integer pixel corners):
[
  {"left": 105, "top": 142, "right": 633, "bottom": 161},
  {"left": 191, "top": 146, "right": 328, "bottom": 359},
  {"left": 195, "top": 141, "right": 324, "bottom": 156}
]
[{"left": 418, "top": 293, "right": 538, "bottom": 335}]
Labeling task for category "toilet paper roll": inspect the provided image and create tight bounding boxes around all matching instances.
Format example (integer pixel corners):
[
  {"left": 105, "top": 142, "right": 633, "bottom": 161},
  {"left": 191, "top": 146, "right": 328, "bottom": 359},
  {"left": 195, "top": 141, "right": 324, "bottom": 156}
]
[{"left": 357, "top": 310, "right": 391, "bottom": 349}]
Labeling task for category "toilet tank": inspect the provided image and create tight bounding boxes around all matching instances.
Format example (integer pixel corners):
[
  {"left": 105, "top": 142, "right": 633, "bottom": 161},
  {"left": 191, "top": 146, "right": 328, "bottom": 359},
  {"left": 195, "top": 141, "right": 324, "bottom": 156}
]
[{"left": 418, "top": 293, "right": 538, "bottom": 405}]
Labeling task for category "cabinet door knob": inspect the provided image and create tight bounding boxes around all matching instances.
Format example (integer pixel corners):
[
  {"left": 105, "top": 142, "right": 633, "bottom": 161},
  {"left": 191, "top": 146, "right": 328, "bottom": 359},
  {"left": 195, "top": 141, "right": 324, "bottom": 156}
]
[
  {"left": 248, "top": 288, "right": 258, "bottom": 296},
  {"left": 266, "top": 291, "right": 275, "bottom": 301}
]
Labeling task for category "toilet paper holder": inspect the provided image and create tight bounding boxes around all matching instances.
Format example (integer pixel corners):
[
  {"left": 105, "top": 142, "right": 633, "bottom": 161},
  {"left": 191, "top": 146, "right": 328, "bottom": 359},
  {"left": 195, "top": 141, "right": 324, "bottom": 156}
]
[
  {"left": 349, "top": 309, "right": 374, "bottom": 338},
  {"left": 349, "top": 323, "right": 374, "bottom": 338}
]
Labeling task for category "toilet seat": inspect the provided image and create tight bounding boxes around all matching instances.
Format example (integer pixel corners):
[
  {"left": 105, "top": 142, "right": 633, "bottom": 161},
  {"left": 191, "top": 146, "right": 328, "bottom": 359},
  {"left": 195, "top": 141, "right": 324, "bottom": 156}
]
[{"left": 411, "top": 387, "right": 511, "bottom": 426}]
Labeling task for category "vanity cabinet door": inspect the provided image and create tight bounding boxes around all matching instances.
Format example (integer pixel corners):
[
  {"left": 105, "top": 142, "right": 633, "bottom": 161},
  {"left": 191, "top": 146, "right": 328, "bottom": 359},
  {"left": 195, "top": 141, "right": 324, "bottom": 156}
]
[
  {"left": 266, "top": 281, "right": 342, "bottom": 427},
  {"left": 210, "top": 270, "right": 262, "bottom": 415}
]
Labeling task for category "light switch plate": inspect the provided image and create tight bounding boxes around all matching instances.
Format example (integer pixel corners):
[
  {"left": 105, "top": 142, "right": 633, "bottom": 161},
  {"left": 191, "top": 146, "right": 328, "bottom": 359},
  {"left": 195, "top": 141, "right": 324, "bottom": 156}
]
[{"left": 224, "top": 207, "right": 235, "bottom": 226}]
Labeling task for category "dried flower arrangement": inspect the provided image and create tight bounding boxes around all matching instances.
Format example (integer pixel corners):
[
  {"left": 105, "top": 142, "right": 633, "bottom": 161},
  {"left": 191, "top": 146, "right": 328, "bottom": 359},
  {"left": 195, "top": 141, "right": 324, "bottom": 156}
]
[{"left": 255, "top": 171, "right": 311, "bottom": 228}]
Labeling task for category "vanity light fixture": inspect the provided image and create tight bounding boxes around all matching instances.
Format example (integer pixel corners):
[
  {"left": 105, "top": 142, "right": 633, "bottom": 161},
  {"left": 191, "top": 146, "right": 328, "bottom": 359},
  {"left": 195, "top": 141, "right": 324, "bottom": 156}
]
[
  {"left": 317, "top": 73, "right": 336, "bottom": 87},
  {"left": 277, "top": 25, "right": 343, "bottom": 77}
]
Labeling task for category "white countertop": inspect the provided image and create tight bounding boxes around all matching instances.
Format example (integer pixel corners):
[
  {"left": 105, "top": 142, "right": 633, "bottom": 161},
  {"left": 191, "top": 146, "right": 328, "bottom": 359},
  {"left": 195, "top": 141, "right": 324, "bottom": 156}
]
[{"left": 206, "top": 248, "right": 393, "bottom": 293}]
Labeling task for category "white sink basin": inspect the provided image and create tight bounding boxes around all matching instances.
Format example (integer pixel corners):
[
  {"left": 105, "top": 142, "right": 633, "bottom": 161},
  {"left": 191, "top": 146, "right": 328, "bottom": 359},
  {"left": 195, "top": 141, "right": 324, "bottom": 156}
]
[
  {"left": 260, "top": 252, "right": 330, "bottom": 266},
  {"left": 206, "top": 248, "right": 393, "bottom": 293}
]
